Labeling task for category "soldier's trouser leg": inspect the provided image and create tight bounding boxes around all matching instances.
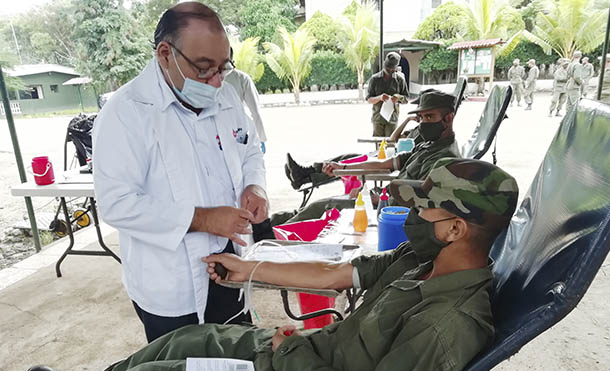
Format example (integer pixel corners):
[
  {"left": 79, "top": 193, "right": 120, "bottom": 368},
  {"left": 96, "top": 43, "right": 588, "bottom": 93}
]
[
  {"left": 557, "top": 93, "right": 567, "bottom": 112},
  {"left": 566, "top": 89, "right": 580, "bottom": 112},
  {"left": 384, "top": 123, "right": 397, "bottom": 137},
  {"left": 110, "top": 324, "right": 275, "bottom": 371},
  {"left": 372, "top": 121, "right": 385, "bottom": 136},
  {"left": 284, "top": 197, "right": 355, "bottom": 223},
  {"left": 549, "top": 91, "right": 560, "bottom": 112},
  {"left": 514, "top": 83, "right": 523, "bottom": 103}
]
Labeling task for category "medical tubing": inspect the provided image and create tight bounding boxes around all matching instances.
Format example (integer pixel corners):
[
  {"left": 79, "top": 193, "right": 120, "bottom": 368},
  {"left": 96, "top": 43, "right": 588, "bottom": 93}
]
[{"left": 222, "top": 260, "right": 266, "bottom": 325}]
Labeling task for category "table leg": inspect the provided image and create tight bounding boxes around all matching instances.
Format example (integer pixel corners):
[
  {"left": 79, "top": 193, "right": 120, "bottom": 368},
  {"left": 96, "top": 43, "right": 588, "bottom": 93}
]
[
  {"left": 89, "top": 198, "right": 121, "bottom": 263},
  {"left": 55, "top": 197, "right": 75, "bottom": 278}
]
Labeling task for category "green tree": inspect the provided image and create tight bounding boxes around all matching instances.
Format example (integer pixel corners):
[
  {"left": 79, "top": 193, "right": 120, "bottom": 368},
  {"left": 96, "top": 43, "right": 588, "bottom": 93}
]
[
  {"left": 238, "top": 0, "right": 298, "bottom": 44},
  {"left": 0, "top": 36, "right": 25, "bottom": 92},
  {"left": 301, "top": 11, "right": 343, "bottom": 53},
  {"left": 231, "top": 37, "right": 264, "bottom": 82},
  {"left": 413, "top": 2, "right": 471, "bottom": 41},
  {"left": 338, "top": 1, "right": 379, "bottom": 101},
  {"left": 263, "top": 27, "right": 316, "bottom": 103},
  {"left": 131, "top": 0, "right": 179, "bottom": 37},
  {"left": 74, "top": 0, "right": 150, "bottom": 92},
  {"left": 205, "top": 0, "right": 248, "bottom": 28},
  {"left": 523, "top": 0, "right": 608, "bottom": 58},
  {"left": 419, "top": 44, "right": 459, "bottom": 83}
]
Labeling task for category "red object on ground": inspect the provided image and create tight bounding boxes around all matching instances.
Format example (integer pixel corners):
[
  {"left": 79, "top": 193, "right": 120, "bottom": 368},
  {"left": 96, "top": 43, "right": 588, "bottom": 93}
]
[
  {"left": 31, "top": 156, "right": 55, "bottom": 185},
  {"left": 273, "top": 209, "right": 342, "bottom": 329},
  {"left": 339, "top": 154, "right": 368, "bottom": 194}
]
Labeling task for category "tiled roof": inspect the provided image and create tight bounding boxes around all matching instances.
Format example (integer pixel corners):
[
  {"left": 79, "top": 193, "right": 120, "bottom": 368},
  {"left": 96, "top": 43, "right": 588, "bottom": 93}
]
[{"left": 448, "top": 38, "right": 504, "bottom": 50}]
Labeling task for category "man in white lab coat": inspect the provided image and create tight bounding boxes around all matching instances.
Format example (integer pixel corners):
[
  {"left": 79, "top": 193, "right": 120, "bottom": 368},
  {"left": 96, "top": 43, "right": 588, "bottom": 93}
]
[{"left": 93, "top": 2, "right": 268, "bottom": 343}]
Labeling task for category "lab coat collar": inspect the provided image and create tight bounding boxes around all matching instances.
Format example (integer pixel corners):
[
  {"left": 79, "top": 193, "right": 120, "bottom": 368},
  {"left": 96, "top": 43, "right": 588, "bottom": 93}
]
[{"left": 130, "top": 59, "right": 234, "bottom": 114}]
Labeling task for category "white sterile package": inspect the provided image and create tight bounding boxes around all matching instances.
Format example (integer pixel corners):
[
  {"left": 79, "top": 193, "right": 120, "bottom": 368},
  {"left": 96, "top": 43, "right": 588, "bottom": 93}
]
[
  {"left": 242, "top": 241, "right": 344, "bottom": 263},
  {"left": 186, "top": 358, "right": 254, "bottom": 371}
]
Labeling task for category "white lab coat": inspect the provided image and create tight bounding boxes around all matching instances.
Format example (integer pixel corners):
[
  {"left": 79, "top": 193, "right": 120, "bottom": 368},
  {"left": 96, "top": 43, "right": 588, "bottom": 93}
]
[
  {"left": 92, "top": 60, "right": 266, "bottom": 322},
  {"left": 224, "top": 69, "right": 267, "bottom": 142}
]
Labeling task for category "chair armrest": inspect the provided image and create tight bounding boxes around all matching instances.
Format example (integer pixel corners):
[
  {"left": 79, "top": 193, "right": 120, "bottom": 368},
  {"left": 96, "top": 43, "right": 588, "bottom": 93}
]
[
  {"left": 364, "top": 172, "right": 399, "bottom": 181},
  {"left": 356, "top": 137, "right": 396, "bottom": 144},
  {"left": 332, "top": 169, "right": 391, "bottom": 177}
]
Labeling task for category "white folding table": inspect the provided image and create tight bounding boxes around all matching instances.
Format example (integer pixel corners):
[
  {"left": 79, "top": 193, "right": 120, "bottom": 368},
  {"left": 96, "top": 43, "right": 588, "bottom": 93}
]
[{"left": 10, "top": 171, "right": 120, "bottom": 277}]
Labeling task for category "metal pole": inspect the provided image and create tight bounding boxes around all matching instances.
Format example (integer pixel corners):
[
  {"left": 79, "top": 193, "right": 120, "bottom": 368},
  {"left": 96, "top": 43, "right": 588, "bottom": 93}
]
[
  {"left": 597, "top": 7, "right": 610, "bottom": 101},
  {"left": 379, "top": 0, "right": 384, "bottom": 72},
  {"left": 0, "top": 65, "right": 42, "bottom": 252},
  {"left": 9, "top": 20, "right": 23, "bottom": 65}
]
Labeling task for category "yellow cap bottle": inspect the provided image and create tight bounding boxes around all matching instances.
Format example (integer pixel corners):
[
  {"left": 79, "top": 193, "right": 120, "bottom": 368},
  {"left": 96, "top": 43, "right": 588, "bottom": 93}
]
[
  {"left": 378, "top": 139, "right": 386, "bottom": 160},
  {"left": 353, "top": 192, "right": 368, "bottom": 233}
]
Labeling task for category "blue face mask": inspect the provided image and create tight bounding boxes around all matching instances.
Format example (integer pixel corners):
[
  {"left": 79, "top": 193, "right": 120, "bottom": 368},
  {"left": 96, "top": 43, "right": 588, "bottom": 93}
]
[{"left": 166, "top": 49, "right": 220, "bottom": 109}]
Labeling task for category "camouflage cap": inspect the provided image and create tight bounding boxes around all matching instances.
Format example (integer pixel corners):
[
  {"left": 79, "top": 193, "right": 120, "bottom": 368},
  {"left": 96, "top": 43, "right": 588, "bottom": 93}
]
[
  {"left": 408, "top": 91, "right": 456, "bottom": 114},
  {"left": 389, "top": 158, "right": 519, "bottom": 229}
]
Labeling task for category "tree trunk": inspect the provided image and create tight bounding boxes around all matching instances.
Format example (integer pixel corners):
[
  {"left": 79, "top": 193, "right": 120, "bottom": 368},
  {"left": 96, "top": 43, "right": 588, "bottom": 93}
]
[{"left": 357, "top": 68, "right": 365, "bottom": 101}]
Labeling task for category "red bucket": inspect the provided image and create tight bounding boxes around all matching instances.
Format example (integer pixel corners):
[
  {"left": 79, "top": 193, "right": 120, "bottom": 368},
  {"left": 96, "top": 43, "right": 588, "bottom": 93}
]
[{"left": 32, "top": 156, "right": 55, "bottom": 185}]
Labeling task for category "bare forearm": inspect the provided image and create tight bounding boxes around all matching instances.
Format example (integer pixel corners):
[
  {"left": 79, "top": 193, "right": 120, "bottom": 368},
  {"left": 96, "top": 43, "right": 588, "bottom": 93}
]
[
  {"left": 344, "top": 158, "right": 394, "bottom": 171},
  {"left": 251, "top": 261, "right": 354, "bottom": 290},
  {"left": 389, "top": 120, "right": 409, "bottom": 142}
]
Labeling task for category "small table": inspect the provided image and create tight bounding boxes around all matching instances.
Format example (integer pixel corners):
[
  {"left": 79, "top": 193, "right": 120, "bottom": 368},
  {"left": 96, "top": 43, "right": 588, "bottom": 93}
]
[{"left": 10, "top": 170, "right": 120, "bottom": 277}]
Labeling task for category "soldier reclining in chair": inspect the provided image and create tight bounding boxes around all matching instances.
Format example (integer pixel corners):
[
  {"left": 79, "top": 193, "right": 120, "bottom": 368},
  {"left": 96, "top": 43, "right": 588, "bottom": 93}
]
[
  {"left": 106, "top": 158, "right": 519, "bottom": 371},
  {"left": 272, "top": 90, "right": 461, "bottom": 227}
]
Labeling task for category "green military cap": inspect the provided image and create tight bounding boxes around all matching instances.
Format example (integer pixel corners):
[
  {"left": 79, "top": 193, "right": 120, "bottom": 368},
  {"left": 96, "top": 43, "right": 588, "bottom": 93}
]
[
  {"left": 389, "top": 158, "right": 519, "bottom": 229},
  {"left": 409, "top": 88, "right": 440, "bottom": 105},
  {"left": 408, "top": 91, "right": 456, "bottom": 114},
  {"left": 384, "top": 52, "right": 401, "bottom": 69}
]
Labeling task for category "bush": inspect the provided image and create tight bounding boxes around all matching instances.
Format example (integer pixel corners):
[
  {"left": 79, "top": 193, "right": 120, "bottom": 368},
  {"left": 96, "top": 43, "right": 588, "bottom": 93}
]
[
  {"left": 301, "top": 11, "right": 343, "bottom": 53},
  {"left": 413, "top": 2, "right": 470, "bottom": 41},
  {"left": 496, "top": 41, "right": 559, "bottom": 70},
  {"left": 255, "top": 60, "right": 291, "bottom": 93},
  {"left": 303, "top": 50, "right": 359, "bottom": 88},
  {"left": 419, "top": 44, "right": 459, "bottom": 83}
]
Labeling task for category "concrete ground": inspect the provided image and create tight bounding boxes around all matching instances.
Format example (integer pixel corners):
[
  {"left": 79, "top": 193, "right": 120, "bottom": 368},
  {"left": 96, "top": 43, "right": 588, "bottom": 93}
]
[{"left": 1, "top": 92, "right": 610, "bottom": 370}]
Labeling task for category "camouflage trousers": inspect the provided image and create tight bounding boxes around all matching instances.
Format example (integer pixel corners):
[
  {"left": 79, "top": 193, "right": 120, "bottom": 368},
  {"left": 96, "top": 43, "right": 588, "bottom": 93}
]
[
  {"left": 510, "top": 82, "right": 523, "bottom": 104},
  {"left": 549, "top": 91, "right": 567, "bottom": 114},
  {"left": 372, "top": 120, "right": 397, "bottom": 137},
  {"left": 566, "top": 88, "right": 581, "bottom": 113},
  {"left": 524, "top": 82, "right": 536, "bottom": 105}
]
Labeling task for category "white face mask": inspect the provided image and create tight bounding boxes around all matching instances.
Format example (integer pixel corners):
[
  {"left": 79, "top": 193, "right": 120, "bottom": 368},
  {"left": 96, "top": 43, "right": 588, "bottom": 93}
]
[{"left": 166, "top": 48, "right": 220, "bottom": 109}]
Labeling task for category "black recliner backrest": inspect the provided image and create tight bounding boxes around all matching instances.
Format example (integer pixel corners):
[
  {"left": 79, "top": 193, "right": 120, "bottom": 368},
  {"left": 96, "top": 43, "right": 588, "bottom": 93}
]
[
  {"left": 465, "top": 99, "right": 610, "bottom": 370},
  {"left": 460, "top": 85, "right": 512, "bottom": 162},
  {"left": 452, "top": 76, "right": 467, "bottom": 113}
]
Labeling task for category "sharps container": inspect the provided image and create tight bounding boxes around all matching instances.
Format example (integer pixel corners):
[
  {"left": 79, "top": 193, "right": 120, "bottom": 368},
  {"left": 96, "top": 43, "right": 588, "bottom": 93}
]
[{"left": 378, "top": 206, "right": 410, "bottom": 251}]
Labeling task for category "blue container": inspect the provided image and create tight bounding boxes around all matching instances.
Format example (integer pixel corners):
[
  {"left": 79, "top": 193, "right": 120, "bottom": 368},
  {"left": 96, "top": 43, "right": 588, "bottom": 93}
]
[{"left": 378, "top": 206, "right": 410, "bottom": 251}]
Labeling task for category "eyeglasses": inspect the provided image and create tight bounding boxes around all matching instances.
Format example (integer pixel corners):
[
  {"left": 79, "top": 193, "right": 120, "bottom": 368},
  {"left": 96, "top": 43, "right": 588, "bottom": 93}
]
[{"left": 168, "top": 42, "right": 235, "bottom": 80}]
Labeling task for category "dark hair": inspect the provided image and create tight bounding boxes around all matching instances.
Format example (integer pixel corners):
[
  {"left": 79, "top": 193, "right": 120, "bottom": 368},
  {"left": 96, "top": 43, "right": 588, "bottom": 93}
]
[{"left": 153, "top": 2, "right": 223, "bottom": 49}]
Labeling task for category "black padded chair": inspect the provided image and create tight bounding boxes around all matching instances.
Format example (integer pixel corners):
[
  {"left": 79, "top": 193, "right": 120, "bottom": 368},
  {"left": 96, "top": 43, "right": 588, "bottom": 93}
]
[
  {"left": 452, "top": 76, "right": 467, "bottom": 113},
  {"left": 461, "top": 85, "right": 512, "bottom": 163},
  {"left": 465, "top": 99, "right": 610, "bottom": 370}
]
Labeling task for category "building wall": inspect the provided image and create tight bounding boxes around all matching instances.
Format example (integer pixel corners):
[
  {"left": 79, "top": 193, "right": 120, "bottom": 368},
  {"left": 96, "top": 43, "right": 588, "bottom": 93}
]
[{"left": 4, "top": 72, "right": 97, "bottom": 115}]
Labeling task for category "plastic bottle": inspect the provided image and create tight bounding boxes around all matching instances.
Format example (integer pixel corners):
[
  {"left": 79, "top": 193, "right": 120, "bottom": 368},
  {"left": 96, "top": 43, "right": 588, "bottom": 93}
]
[
  {"left": 378, "top": 139, "right": 387, "bottom": 160},
  {"left": 353, "top": 192, "right": 368, "bottom": 233},
  {"left": 377, "top": 188, "right": 390, "bottom": 219}
]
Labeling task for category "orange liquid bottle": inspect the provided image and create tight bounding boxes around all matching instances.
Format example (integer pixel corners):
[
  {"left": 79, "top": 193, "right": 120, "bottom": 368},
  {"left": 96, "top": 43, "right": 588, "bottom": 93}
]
[
  {"left": 353, "top": 192, "right": 368, "bottom": 233},
  {"left": 378, "top": 139, "right": 387, "bottom": 160}
]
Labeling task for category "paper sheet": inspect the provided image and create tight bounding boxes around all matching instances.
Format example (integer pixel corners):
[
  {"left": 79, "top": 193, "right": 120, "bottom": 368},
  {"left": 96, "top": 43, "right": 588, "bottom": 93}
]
[
  {"left": 186, "top": 358, "right": 254, "bottom": 371},
  {"left": 380, "top": 99, "right": 394, "bottom": 121},
  {"left": 243, "top": 243, "right": 344, "bottom": 262}
]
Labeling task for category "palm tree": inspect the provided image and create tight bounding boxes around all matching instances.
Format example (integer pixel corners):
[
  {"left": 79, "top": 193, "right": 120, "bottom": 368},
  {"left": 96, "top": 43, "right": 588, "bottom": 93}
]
[
  {"left": 462, "top": 0, "right": 526, "bottom": 56},
  {"left": 231, "top": 37, "right": 264, "bottom": 82},
  {"left": 263, "top": 27, "right": 316, "bottom": 104},
  {"left": 338, "top": 1, "right": 379, "bottom": 101},
  {"left": 523, "top": 0, "right": 608, "bottom": 58}
]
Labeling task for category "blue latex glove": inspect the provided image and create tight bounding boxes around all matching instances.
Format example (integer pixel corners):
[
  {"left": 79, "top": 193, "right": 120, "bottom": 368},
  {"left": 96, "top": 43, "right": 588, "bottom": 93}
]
[{"left": 260, "top": 142, "right": 266, "bottom": 154}]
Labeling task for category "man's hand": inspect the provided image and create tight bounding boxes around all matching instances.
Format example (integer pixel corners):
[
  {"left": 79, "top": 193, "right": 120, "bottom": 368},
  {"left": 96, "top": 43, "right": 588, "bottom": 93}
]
[
  {"left": 203, "top": 253, "right": 256, "bottom": 283},
  {"left": 381, "top": 93, "right": 391, "bottom": 102},
  {"left": 190, "top": 207, "right": 254, "bottom": 246},
  {"left": 322, "top": 161, "right": 342, "bottom": 177},
  {"left": 272, "top": 325, "right": 302, "bottom": 352},
  {"left": 391, "top": 95, "right": 399, "bottom": 103},
  {"left": 240, "top": 184, "right": 269, "bottom": 224}
]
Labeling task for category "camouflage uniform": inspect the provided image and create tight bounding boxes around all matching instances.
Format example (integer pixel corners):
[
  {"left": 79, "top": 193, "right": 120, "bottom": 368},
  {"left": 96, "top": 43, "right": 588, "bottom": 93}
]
[
  {"left": 109, "top": 158, "right": 519, "bottom": 371},
  {"left": 566, "top": 60, "right": 584, "bottom": 113},
  {"left": 507, "top": 64, "right": 525, "bottom": 105},
  {"left": 523, "top": 64, "right": 539, "bottom": 108},
  {"left": 366, "top": 71, "right": 409, "bottom": 137},
  {"left": 549, "top": 63, "right": 569, "bottom": 116},
  {"left": 581, "top": 61, "right": 594, "bottom": 97}
]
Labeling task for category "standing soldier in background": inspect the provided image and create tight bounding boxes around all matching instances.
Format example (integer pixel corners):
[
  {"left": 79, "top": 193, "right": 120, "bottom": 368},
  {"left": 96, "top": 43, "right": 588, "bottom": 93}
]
[
  {"left": 566, "top": 51, "right": 584, "bottom": 113},
  {"left": 507, "top": 59, "right": 525, "bottom": 106},
  {"left": 523, "top": 59, "right": 539, "bottom": 111},
  {"left": 549, "top": 59, "right": 569, "bottom": 117},
  {"left": 581, "top": 57, "right": 594, "bottom": 98},
  {"left": 366, "top": 52, "right": 409, "bottom": 136}
]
